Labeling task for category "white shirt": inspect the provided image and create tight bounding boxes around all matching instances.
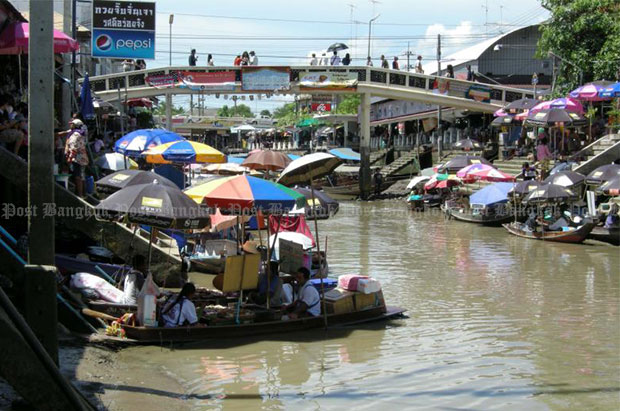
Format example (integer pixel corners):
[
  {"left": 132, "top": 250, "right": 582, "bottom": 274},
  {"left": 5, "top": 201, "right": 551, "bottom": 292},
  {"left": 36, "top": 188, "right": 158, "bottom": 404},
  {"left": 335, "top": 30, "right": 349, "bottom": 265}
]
[
  {"left": 121, "top": 270, "right": 142, "bottom": 305},
  {"left": 250, "top": 55, "right": 258, "bottom": 65},
  {"left": 297, "top": 282, "right": 320, "bottom": 317},
  {"left": 309, "top": 57, "right": 318, "bottom": 66},
  {"left": 549, "top": 217, "right": 569, "bottom": 231},
  {"left": 330, "top": 55, "right": 341, "bottom": 66},
  {"left": 162, "top": 297, "right": 198, "bottom": 327},
  {"left": 320, "top": 56, "right": 329, "bottom": 66}
]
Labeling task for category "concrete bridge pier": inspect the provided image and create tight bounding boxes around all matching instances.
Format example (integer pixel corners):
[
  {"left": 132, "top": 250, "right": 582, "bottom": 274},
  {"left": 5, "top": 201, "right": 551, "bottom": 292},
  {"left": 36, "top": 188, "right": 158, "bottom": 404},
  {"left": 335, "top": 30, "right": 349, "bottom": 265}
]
[{"left": 359, "top": 93, "right": 371, "bottom": 200}]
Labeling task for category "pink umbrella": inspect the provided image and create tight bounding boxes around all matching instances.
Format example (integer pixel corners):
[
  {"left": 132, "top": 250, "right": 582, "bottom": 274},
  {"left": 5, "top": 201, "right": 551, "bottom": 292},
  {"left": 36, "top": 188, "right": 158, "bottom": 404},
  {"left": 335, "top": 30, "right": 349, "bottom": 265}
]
[
  {"left": 569, "top": 81, "right": 614, "bottom": 102},
  {"left": 529, "top": 97, "right": 584, "bottom": 115},
  {"left": 515, "top": 110, "right": 529, "bottom": 121},
  {"left": 457, "top": 164, "right": 514, "bottom": 182},
  {"left": 0, "top": 22, "right": 79, "bottom": 54},
  {"left": 494, "top": 108, "right": 508, "bottom": 117}
]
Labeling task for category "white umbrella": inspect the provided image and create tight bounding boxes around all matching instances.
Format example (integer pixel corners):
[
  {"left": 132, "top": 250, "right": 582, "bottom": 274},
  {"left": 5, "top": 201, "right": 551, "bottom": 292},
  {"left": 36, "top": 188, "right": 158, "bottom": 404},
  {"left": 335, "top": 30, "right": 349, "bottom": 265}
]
[
  {"left": 268, "top": 232, "right": 314, "bottom": 260},
  {"left": 95, "top": 153, "right": 138, "bottom": 171},
  {"left": 204, "top": 162, "right": 249, "bottom": 175},
  {"left": 277, "top": 152, "right": 342, "bottom": 186},
  {"left": 406, "top": 175, "right": 431, "bottom": 190}
]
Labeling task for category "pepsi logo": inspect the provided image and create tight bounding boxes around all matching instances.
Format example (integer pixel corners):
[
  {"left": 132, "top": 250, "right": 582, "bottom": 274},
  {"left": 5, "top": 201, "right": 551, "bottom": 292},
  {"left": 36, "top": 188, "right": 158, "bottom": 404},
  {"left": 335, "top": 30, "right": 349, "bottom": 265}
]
[
  {"left": 119, "top": 140, "right": 129, "bottom": 148},
  {"left": 95, "top": 34, "right": 112, "bottom": 51}
]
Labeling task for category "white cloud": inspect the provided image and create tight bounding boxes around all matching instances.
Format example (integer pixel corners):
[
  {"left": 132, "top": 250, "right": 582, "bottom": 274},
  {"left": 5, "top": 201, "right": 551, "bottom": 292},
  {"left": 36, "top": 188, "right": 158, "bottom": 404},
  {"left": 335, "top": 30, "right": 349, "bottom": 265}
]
[{"left": 416, "top": 21, "right": 475, "bottom": 62}]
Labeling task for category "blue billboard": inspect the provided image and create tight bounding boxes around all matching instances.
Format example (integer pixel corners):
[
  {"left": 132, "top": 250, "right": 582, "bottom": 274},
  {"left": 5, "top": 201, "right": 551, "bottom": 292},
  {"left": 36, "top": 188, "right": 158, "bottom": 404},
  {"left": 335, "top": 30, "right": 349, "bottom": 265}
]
[{"left": 91, "top": 1, "right": 156, "bottom": 60}]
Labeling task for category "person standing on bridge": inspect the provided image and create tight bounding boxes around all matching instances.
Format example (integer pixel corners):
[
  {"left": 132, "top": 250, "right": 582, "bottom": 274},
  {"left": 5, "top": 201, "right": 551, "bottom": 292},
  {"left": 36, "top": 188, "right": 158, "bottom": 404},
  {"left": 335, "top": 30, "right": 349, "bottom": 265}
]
[
  {"left": 392, "top": 56, "right": 400, "bottom": 70},
  {"left": 415, "top": 55, "right": 424, "bottom": 73},
  {"left": 342, "top": 53, "right": 351, "bottom": 66},
  {"left": 188, "top": 49, "right": 198, "bottom": 66},
  {"left": 446, "top": 64, "right": 455, "bottom": 78},
  {"left": 249, "top": 51, "right": 258, "bottom": 66},
  {"left": 366, "top": 56, "right": 373, "bottom": 66},
  {"left": 380, "top": 55, "right": 389, "bottom": 69},
  {"left": 207, "top": 54, "right": 214, "bottom": 66},
  {"left": 309, "top": 53, "right": 318, "bottom": 66},
  {"left": 330, "top": 51, "right": 341, "bottom": 66}
]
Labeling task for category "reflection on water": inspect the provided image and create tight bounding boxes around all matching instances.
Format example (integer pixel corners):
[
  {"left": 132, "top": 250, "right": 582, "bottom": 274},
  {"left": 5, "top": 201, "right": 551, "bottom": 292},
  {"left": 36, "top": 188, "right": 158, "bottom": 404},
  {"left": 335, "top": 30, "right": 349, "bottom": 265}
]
[{"left": 114, "top": 201, "right": 620, "bottom": 410}]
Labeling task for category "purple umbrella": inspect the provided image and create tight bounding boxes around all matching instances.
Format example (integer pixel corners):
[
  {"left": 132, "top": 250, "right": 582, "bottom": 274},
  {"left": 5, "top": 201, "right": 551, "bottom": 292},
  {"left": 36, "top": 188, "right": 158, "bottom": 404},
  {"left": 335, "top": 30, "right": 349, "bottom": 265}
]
[{"left": 569, "top": 81, "right": 614, "bottom": 102}]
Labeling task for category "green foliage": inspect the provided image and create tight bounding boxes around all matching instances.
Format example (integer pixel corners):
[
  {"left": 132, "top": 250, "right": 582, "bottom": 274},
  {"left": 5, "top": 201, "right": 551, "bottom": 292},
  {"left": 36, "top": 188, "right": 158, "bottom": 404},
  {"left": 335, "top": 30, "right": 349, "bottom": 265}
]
[
  {"left": 272, "top": 102, "right": 310, "bottom": 127},
  {"left": 260, "top": 109, "right": 272, "bottom": 117},
  {"left": 334, "top": 94, "right": 361, "bottom": 114},
  {"left": 537, "top": 0, "right": 620, "bottom": 96},
  {"left": 136, "top": 111, "right": 154, "bottom": 128},
  {"left": 217, "top": 104, "right": 254, "bottom": 118},
  {"left": 152, "top": 101, "right": 185, "bottom": 116}
]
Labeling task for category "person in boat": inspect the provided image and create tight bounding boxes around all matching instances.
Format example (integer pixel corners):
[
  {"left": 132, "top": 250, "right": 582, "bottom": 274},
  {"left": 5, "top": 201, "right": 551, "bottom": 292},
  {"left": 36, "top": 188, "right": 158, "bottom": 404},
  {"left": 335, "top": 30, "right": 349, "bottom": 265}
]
[
  {"left": 161, "top": 283, "right": 199, "bottom": 327},
  {"left": 544, "top": 209, "right": 570, "bottom": 231},
  {"left": 604, "top": 203, "right": 619, "bottom": 228},
  {"left": 283, "top": 267, "right": 320, "bottom": 319},
  {"left": 525, "top": 210, "right": 539, "bottom": 232},
  {"left": 121, "top": 254, "right": 146, "bottom": 305},
  {"left": 248, "top": 261, "right": 284, "bottom": 306}
]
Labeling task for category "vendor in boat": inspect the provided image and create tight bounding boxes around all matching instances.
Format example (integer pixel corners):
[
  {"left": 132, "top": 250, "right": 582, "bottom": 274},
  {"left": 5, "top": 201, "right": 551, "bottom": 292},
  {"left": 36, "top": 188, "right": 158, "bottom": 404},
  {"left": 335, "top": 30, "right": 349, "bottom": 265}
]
[
  {"left": 604, "top": 203, "right": 619, "bottom": 228},
  {"left": 121, "top": 254, "right": 146, "bottom": 305},
  {"left": 248, "top": 261, "right": 284, "bottom": 306},
  {"left": 161, "top": 283, "right": 199, "bottom": 327},
  {"left": 543, "top": 209, "right": 570, "bottom": 231},
  {"left": 283, "top": 267, "right": 320, "bottom": 319}
]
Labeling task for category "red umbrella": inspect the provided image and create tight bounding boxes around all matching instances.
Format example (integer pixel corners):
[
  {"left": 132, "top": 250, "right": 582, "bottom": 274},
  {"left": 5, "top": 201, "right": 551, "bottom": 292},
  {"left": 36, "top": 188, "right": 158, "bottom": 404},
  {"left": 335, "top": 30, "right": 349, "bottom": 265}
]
[
  {"left": 125, "top": 98, "right": 153, "bottom": 108},
  {"left": 0, "top": 22, "right": 79, "bottom": 54}
]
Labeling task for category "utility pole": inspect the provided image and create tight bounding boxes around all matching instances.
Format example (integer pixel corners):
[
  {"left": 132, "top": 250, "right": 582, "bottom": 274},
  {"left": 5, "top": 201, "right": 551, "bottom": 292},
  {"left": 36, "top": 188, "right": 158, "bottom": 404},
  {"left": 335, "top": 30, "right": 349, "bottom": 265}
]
[
  {"left": 62, "top": 0, "right": 72, "bottom": 125},
  {"left": 437, "top": 33, "right": 442, "bottom": 156},
  {"left": 169, "top": 14, "right": 174, "bottom": 66},
  {"left": 71, "top": 0, "right": 76, "bottom": 100},
  {"left": 407, "top": 41, "right": 410, "bottom": 72}
]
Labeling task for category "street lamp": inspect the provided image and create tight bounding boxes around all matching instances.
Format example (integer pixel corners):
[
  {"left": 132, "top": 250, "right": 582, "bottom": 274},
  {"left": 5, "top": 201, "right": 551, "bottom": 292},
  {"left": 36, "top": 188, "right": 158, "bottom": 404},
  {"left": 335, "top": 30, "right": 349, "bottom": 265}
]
[
  {"left": 367, "top": 14, "right": 380, "bottom": 61},
  {"left": 169, "top": 14, "right": 174, "bottom": 66},
  {"left": 548, "top": 50, "right": 583, "bottom": 86}
]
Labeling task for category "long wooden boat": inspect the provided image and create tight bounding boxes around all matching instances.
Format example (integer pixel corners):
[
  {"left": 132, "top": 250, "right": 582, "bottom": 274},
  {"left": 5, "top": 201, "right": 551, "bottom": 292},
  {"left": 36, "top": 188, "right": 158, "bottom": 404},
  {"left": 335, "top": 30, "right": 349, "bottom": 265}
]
[
  {"left": 116, "top": 305, "right": 405, "bottom": 344},
  {"left": 447, "top": 207, "right": 514, "bottom": 226},
  {"left": 588, "top": 226, "right": 620, "bottom": 246},
  {"left": 502, "top": 222, "right": 595, "bottom": 243},
  {"left": 55, "top": 254, "right": 129, "bottom": 278}
]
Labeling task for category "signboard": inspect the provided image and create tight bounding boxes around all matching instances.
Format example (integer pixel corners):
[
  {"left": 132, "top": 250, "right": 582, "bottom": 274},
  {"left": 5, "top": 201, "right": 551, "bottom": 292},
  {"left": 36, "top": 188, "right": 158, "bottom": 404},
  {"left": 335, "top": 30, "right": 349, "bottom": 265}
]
[
  {"left": 279, "top": 239, "right": 306, "bottom": 275},
  {"left": 145, "top": 72, "right": 179, "bottom": 89},
  {"left": 92, "top": 0, "right": 156, "bottom": 59},
  {"left": 465, "top": 84, "right": 492, "bottom": 103},
  {"left": 299, "top": 72, "right": 358, "bottom": 90},
  {"left": 311, "top": 103, "right": 332, "bottom": 112},
  {"left": 179, "top": 71, "right": 236, "bottom": 91},
  {"left": 242, "top": 67, "right": 290, "bottom": 91}
]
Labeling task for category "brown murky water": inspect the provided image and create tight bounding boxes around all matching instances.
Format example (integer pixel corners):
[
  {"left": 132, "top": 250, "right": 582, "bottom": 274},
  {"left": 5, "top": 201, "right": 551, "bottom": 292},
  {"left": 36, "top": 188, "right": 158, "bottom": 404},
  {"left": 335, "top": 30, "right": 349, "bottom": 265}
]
[{"left": 107, "top": 201, "right": 620, "bottom": 410}]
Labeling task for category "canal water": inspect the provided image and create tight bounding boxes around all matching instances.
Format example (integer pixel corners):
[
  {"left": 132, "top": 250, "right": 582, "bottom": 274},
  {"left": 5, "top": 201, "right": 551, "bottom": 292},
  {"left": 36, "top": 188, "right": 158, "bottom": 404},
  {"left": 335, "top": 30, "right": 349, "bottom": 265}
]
[{"left": 110, "top": 201, "right": 620, "bottom": 410}]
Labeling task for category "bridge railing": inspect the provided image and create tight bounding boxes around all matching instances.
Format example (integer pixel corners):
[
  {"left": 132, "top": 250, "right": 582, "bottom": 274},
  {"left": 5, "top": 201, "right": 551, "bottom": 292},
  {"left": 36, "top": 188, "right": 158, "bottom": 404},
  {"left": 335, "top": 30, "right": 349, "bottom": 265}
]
[{"left": 87, "top": 66, "right": 533, "bottom": 107}]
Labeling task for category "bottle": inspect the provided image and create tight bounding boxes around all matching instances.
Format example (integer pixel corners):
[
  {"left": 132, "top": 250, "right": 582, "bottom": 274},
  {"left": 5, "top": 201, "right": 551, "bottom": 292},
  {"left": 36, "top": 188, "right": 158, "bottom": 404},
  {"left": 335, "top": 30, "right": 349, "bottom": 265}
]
[{"left": 137, "top": 272, "right": 160, "bottom": 327}]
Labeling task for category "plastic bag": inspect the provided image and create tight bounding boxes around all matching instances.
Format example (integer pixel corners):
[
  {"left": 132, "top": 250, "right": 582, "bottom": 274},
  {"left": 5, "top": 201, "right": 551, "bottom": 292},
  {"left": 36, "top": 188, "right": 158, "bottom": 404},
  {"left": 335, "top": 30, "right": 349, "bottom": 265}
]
[{"left": 137, "top": 272, "right": 160, "bottom": 327}]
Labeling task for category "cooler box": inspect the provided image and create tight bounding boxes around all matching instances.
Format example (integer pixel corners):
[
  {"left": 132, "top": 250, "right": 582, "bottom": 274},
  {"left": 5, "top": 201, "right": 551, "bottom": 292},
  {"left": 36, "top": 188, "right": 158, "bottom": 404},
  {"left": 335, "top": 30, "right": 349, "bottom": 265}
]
[
  {"left": 357, "top": 278, "right": 381, "bottom": 294},
  {"left": 324, "top": 288, "right": 355, "bottom": 315},
  {"left": 353, "top": 290, "right": 385, "bottom": 311},
  {"left": 337, "top": 275, "right": 369, "bottom": 291},
  {"left": 310, "top": 278, "right": 337, "bottom": 292}
]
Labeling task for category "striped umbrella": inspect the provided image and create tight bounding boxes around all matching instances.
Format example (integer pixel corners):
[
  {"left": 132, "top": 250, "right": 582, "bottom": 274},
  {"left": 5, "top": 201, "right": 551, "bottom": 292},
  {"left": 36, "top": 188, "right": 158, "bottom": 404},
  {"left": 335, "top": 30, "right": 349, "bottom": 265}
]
[
  {"left": 529, "top": 98, "right": 584, "bottom": 115},
  {"left": 115, "top": 129, "right": 185, "bottom": 157},
  {"left": 569, "top": 81, "right": 614, "bottom": 101},
  {"left": 184, "top": 175, "right": 306, "bottom": 214},
  {"left": 457, "top": 164, "right": 515, "bottom": 182},
  {"left": 142, "top": 140, "right": 226, "bottom": 164}
]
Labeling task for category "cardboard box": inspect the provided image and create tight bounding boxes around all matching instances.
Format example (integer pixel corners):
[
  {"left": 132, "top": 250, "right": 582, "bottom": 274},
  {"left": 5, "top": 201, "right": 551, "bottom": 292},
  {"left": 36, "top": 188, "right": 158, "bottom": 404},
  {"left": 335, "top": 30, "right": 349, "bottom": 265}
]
[
  {"left": 324, "top": 288, "right": 355, "bottom": 315},
  {"left": 354, "top": 292, "right": 377, "bottom": 311}
]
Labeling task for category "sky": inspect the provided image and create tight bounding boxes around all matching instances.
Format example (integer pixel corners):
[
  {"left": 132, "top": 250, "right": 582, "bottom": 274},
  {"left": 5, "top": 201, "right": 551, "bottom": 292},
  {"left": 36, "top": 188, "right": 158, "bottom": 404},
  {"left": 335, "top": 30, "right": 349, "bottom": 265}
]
[{"left": 96, "top": 0, "right": 550, "bottom": 114}]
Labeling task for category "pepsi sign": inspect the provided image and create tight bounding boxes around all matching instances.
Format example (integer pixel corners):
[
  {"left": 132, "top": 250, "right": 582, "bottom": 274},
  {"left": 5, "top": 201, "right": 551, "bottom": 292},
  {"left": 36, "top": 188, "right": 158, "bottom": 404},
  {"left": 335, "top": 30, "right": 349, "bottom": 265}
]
[{"left": 92, "top": 1, "right": 156, "bottom": 59}]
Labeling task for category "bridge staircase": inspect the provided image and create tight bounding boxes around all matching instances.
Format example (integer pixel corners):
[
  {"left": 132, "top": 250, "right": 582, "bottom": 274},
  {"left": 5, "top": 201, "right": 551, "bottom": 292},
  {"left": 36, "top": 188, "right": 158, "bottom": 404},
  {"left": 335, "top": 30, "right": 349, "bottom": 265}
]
[
  {"left": 0, "top": 147, "right": 182, "bottom": 267},
  {"left": 380, "top": 150, "right": 419, "bottom": 180},
  {"left": 573, "top": 134, "right": 620, "bottom": 175}
]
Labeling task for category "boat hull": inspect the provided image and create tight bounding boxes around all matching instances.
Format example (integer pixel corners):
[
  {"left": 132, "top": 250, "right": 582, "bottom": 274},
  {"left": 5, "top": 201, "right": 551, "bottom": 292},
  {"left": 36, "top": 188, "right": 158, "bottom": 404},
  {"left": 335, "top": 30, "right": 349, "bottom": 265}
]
[
  {"left": 448, "top": 207, "right": 514, "bottom": 226},
  {"left": 502, "top": 222, "right": 595, "bottom": 243},
  {"left": 588, "top": 226, "right": 620, "bottom": 246}
]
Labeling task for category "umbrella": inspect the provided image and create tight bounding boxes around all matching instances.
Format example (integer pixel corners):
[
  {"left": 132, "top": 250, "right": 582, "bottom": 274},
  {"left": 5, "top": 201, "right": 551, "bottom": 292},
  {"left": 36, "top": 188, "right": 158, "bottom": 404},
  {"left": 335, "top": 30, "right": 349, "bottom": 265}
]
[
  {"left": 184, "top": 175, "right": 306, "bottom": 214},
  {"left": 550, "top": 162, "right": 577, "bottom": 175},
  {"left": 420, "top": 167, "right": 436, "bottom": 177},
  {"left": 406, "top": 175, "right": 431, "bottom": 190},
  {"left": 598, "top": 82, "right": 620, "bottom": 99},
  {"left": 457, "top": 164, "right": 514, "bottom": 182},
  {"left": 494, "top": 108, "right": 508, "bottom": 117},
  {"left": 207, "top": 209, "right": 250, "bottom": 233},
  {"left": 230, "top": 124, "right": 256, "bottom": 133},
  {"left": 585, "top": 164, "right": 620, "bottom": 186},
  {"left": 125, "top": 98, "right": 153, "bottom": 108},
  {"left": 115, "top": 129, "right": 185, "bottom": 157},
  {"left": 569, "top": 81, "right": 614, "bottom": 102},
  {"left": 95, "top": 153, "right": 138, "bottom": 172},
  {"left": 469, "top": 182, "right": 515, "bottom": 206},
  {"left": 523, "top": 183, "right": 578, "bottom": 204},
  {"left": 543, "top": 171, "right": 585, "bottom": 188},
  {"left": 242, "top": 150, "right": 292, "bottom": 171},
  {"left": 453, "top": 138, "right": 482, "bottom": 151},
  {"left": 142, "top": 140, "right": 226, "bottom": 164},
  {"left": 524, "top": 108, "right": 587, "bottom": 127},
  {"left": 596, "top": 177, "right": 620, "bottom": 196},
  {"left": 424, "top": 174, "right": 460, "bottom": 191},
  {"left": 0, "top": 22, "right": 79, "bottom": 54},
  {"left": 204, "top": 163, "right": 249, "bottom": 175},
  {"left": 438, "top": 155, "right": 493, "bottom": 174},
  {"left": 504, "top": 98, "right": 539, "bottom": 112},
  {"left": 491, "top": 115, "right": 518, "bottom": 127},
  {"left": 530, "top": 98, "right": 584, "bottom": 115},
  {"left": 328, "top": 148, "right": 361, "bottom": 162},
  {"left": 95, "top": 170, "right": 178, "bottom": 194},
  {"left": 277, "top": 153, "right": 343, "bottom": 187},
  {"left": 292, "top": 186, "right": 339, "bottom": 218},
  {"left": 327, "top": 42, "right": 348, "bottom": 52},
  {"left": 79, "top": 74, "right": 95, "bottom": 120},
  {"left": 268, "top": 232, "right": 314, "bottom": 260},
  {"left": 508, "top": 180, "right": 543, "bottom": 199}
]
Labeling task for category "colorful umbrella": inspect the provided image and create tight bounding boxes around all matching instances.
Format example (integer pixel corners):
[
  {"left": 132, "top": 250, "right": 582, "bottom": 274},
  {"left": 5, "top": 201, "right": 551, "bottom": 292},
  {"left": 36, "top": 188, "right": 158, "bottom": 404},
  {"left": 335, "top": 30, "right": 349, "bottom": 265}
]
[
  {"left": 241, "top": 150, "right": 292, "bottom": 171},
  {"left": 184, "top": 175, "right": 306, "bottom": 214},
  {"left": 204, "top": 162, "right": 249, "bottom": 175},
  {"left": 598, "top": 82, "right": 620, "bottom": 99},
  {"left": 585, "top": 164, "right": 620, "bottom": 186},
  {"left": 457, "top": 164, "right": 514, "bottom": 182},
  {"left": 438, "top": 155, "right": 493, "bottom": 174},
  {"left": 525, "top": 108, "right": 587, "bottom": 128},
  {"left": 424, "top": 174, "right": 460, "bottom": 190},
  {"left": 0, "top": 22, "right": 79, "bottom": 54},
  {"left": 523, "top": 183, "right": 578, "bottom": 204},
  {"left": 142, "top": 140, "right": 226, "bottom": 164},
  {"left": 115, "top": 129, "right": 185, "bottom": 157},
  {"left": 453, "top": 138, "right": 482, "bottom": 151},
  {"left": 292, "top": 186, "right": 339, "bottom": 218},
  {"left": 530, "top": 98, "right": 584, "bottom": 115},
  {"left": 469, "top": 182, "right": 515, "bottom": 206},
  {"left": 543, "top": 171, "right": 585, "bottom": 188},
  {"left": 491, "top": 115, "right": 519, "bottom": 127},
  {"left": 494, "top": 108, "right": 508, "bottom": 117},
  {"left": 406, "top": 175, "right": 431, "bottom": 190},
  {"left": 95, "top": 153, "right": 138, "bottom": 172},
  {"left": 569, "top": 81, "right": 614, "bottom": 102},
  {"left": 95, "top": 169, "right": 178, "bottom": 194}
]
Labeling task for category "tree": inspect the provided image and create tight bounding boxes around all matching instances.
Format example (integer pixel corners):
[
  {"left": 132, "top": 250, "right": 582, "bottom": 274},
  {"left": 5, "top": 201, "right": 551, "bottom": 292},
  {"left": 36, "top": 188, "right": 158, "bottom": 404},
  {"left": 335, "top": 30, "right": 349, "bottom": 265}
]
[
  {"left": 537, "top": 0, "right": 620, "bottom": 96},
  {"left": 272, "top": 102, "right": 312, "bottom": 127},
  {"left": 217, "top": 103, "right": 254, "bottom": 118},
  {"left": 152, "top": 101, "right": 185, "bottom": 116},
  {"left": 334, "top": 94, "right": 361, "bottom": 114},
  {"left": 260, "top": 109, "right": 272, "bottom": 117}
]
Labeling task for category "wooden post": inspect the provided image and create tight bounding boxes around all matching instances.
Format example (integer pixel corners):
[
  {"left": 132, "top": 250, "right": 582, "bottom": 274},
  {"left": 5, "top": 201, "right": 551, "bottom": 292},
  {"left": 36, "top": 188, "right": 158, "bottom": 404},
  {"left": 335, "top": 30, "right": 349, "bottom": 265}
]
[
  {"left": 359, "top": 93, "right": 371, "bottom": 200},
  {"left": 311, "top": 180, "right": 328, "bottom": 328}
]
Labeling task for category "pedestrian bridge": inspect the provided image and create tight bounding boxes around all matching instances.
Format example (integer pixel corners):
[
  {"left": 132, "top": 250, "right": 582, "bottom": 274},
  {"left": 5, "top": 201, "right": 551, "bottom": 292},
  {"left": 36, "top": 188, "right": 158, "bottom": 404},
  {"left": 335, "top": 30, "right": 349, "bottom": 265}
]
[{"left": 86, "top": 66, "right": 533, "bottom": 114}]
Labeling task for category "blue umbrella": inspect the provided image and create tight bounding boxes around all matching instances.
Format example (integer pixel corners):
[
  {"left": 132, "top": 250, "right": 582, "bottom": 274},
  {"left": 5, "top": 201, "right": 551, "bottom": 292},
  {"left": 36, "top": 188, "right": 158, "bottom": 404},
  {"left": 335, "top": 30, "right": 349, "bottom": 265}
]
[
  {"left": 114, "top": 129, "right": 185, "bottom": 157},
  {"left": 469, "top": 182, "right": 515, "bottom": 206},
  {"left": 287, "top": 154, "right": 301, "bottom": 161},
  {"left": 79, "top": 74, "right": 95, "bottom": 120},
  {"left": 598, "top": 82, "right": 620, "bottom": 98},
  {"left": 328, "top": 147, "right": 360, "bottom": 161}
]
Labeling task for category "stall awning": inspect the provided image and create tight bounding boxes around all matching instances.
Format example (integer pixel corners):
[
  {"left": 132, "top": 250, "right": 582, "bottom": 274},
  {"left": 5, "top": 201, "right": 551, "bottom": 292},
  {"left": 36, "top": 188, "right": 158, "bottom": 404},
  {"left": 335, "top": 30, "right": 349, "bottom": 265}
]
[{"left": 329, "top": 147, "right": 360, "bottom": 162}]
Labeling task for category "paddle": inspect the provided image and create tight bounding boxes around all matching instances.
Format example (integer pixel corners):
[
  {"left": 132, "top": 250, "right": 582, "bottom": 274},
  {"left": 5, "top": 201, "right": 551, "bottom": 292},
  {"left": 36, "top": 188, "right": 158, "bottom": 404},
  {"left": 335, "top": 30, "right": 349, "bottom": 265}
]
[{"left": 81, "top": 308, "right": 118, "bottom": 323}]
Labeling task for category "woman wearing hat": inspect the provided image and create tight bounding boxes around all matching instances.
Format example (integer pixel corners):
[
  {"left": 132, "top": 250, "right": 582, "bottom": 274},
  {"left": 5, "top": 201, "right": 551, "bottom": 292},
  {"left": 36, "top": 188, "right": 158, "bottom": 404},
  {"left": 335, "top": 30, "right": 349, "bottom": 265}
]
[{"left": 64, "top": 118, "right": 89, "bottom": 197}]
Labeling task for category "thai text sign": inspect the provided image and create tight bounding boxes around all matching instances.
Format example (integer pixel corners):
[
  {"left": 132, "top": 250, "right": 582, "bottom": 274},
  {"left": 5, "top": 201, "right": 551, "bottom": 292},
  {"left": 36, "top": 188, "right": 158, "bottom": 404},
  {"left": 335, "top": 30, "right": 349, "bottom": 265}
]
[
  {"left": 299, "top": 72, "right": 358, "bottom": 90},
  {"left": 145, "top": 73, "right": 179, "bottom": 89},
  {"left": 92, "top": 0, "right": 156, "bottom": 59},
  {"left": 242, "top": 67, "right": 291, "bottom": 91},
  {"left": 179, "top": 71, "right": 236, "bottom": 91}
]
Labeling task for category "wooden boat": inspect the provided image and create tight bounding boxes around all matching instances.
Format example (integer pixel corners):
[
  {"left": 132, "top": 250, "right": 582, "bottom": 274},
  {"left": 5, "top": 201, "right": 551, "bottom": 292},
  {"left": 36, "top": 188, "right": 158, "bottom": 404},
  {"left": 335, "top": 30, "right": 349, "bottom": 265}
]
[
  {"left": 446, "top": 206, "right": 514, "bottom": 226},
  {"left": 115, "top": 305, "right": 405, "bottom": 344},
  {"left": 502, "top": 222, "right": 595, "bottom": 243},
  {"left": 588, "top": 226, "right": 620, "bottom": 246},
  {"left": 55, "top": 254, "right": 129, "bottom": 278}
]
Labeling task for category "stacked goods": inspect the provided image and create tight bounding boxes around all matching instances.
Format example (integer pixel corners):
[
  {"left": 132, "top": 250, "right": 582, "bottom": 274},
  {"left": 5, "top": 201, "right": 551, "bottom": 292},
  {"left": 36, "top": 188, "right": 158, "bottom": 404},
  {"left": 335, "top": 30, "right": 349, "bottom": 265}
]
[
  {"left": 324, "top": 288, "right": 356, "bottom": 314},
  {"left": 335, "top": 275, "right": 385, "bottom": 312}
]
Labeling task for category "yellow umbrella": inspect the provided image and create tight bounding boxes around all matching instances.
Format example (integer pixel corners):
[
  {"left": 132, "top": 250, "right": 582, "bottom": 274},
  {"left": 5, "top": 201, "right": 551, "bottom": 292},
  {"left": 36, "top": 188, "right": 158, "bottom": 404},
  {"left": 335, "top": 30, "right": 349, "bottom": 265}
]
[{"left": 142, "top": 140, "right": 226, "bottom": 164}]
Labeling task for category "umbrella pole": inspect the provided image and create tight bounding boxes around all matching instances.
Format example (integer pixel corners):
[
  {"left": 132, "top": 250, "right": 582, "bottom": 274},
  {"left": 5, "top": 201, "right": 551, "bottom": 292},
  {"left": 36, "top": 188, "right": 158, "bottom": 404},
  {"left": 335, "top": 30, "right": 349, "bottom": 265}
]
[
  {"left": 147, "top": 227, "right": 154, "bottom": 271},
  {"left": 310, "top": 179, "right": 328, "bottom": 329},
  {"left": 18, "top": 54, "right": 22, "bottom": 93}
]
